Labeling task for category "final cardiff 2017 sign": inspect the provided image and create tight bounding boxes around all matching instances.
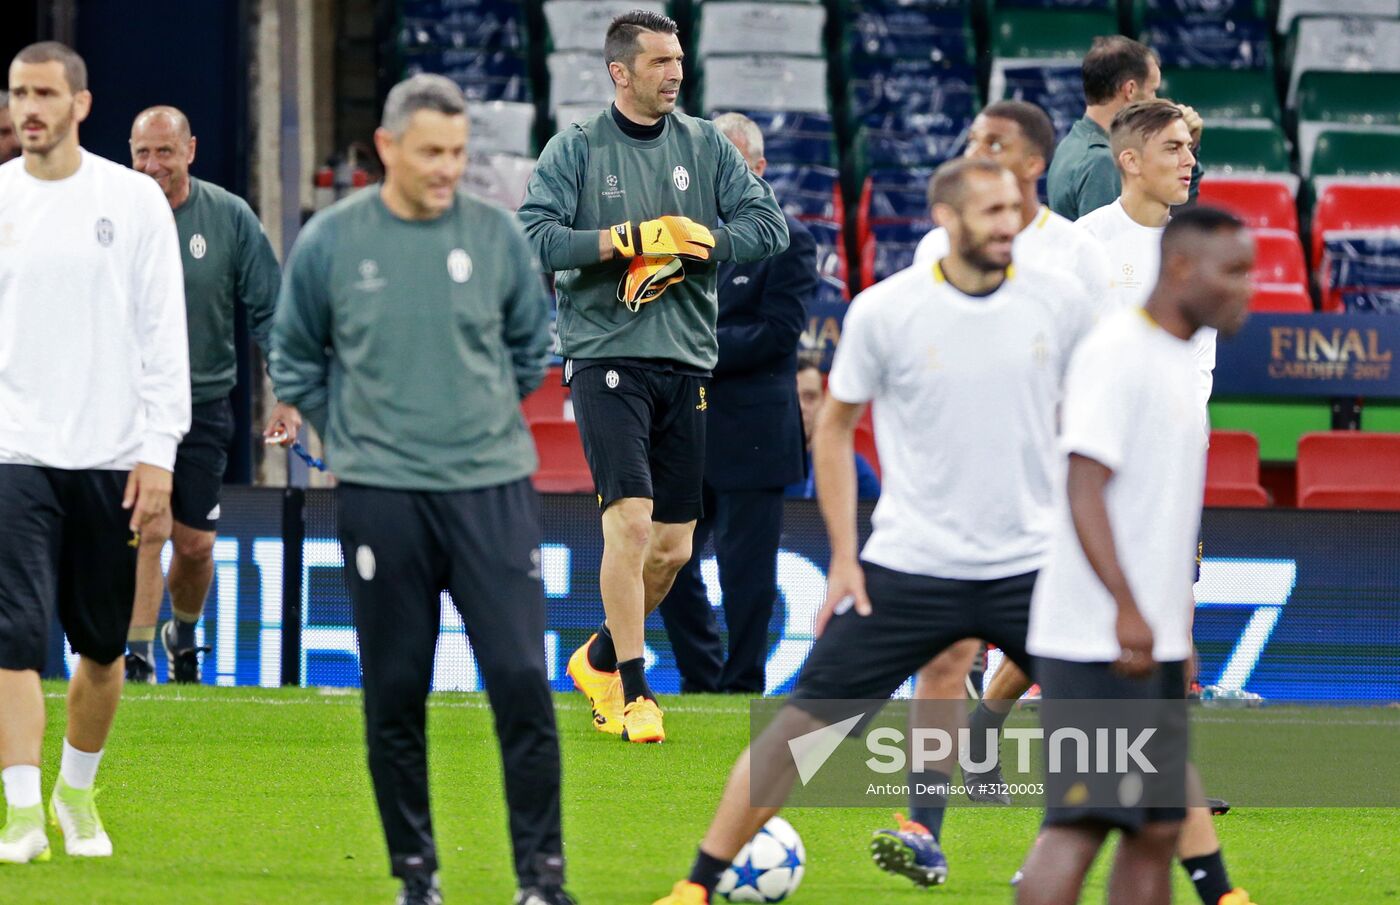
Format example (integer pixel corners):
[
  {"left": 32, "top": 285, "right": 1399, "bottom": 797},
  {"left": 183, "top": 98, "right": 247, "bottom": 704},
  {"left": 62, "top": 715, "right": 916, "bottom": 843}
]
[{"left": 1214, "top": 313, "right": 1400, "bottom": 398}]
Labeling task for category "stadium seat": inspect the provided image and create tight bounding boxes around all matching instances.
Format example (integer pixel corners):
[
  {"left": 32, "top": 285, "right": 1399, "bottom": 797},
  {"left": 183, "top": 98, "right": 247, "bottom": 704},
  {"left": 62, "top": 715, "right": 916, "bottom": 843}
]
[
  {"left": 845, "top": 63, "right": 980, "bottom": 137},
  {"left": 763, "top": 163, "right": 845, "bottom": 222},
  {"left": 1297, "top": 431, "right": 1400, "bottom": 510},
  {"left": 698, "top": 1, "right": 827, "bottom": 57},
  {"left": 860, "top": 220, "right": 932, "bottom": 289},
  {"left": 1251, "top": 230, "right": 1308, "bottom": 287},
  {"left": 1309, "top": 130, "right": 1400, "bottom": 179},
  {"left": 991, "top": 10, "right": 1119, "bottom": 59},
  {"left": 716, "top": 110, "right": 837, "bottom": 168},
  {"left": 399, "top": 0, "right": 527, "bottom": 53},
  {"left": 1157, "top": 69, "right": 1279, "bottom": 125},
  {"left": 804, "top": 219, "right": 851, "bottom": 291},
  {"left": 845, "top": 8, "right": 975, "bottom": 68},
  {"left": 467, "top": 101, "right": 536, "bottom": 156},
  {"left": 522, "top": 368, "right": 570, "bottom": 423},
  {"left": 857, "top": 167, "right": 937, "bottom": 249},
  {"left": 1198, "top": 178, "right": 1298, "bottom": 232},
  {"left": 1250, "top": 284, "right": 1314, "bottom": 312},
  {"left": 462, "top": 152, "right": 535, "bottom": 210},
  {"left": 546, "top": 51, "right": 614, "bottom": 115},
  {"left": 530, "top": 421, "right": 594, "bottom": 494},
  {"left": 403, "top": 49, "right": 531, "bottom": 103},
  {"left": 1205, "top": 430, "right": 1270, "bottom": 507},
  {"left": 1143, "top": 18, "right": 1271, "bottom": 71},
  {"left": 543, "top": 1, "right": 665, "bottom": 52},
  {"left": 1309, "top": 183, "right": 1400, "bottom": 270},
  {"left": 1275, "top": 0, "right": 1400, "bottom": 37},
  {"left": 1200, "top": 125, "right": 1292, "bottom": 176},
  {"left": 988, "top": 61, "right": 1085, "bottom": 141},
  {"left": 855, "top": 424, "right": 881, "bottom": 480},
  {"left": 1285, "top": 16, "right": 1400, "bottom": 107},
  {"left": 1295, "top": 72, "right": 1400, "bottom": 175},
  {"left": 699, "top": 55, "right": 830, "bottom": 114},
  {"left": 1318, "top": 230, "right": 1400, "bottom": 312}
]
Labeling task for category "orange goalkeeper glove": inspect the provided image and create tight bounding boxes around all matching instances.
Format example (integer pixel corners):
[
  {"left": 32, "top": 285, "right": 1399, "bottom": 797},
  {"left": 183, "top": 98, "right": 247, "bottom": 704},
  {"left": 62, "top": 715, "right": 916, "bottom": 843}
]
[
  {"left": 610, "top": 216, "right": 716, "bottom": 262},
  {"left": 617, "top": 255, "right": 686, "bottom": 312}
]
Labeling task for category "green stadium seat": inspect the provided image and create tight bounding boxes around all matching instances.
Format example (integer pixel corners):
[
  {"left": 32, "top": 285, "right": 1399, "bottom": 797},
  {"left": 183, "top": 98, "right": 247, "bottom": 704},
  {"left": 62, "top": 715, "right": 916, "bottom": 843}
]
[
  {"left": 1310, "top": 130, "right": 1400, "bottom": 179},
  {"left": 1296, "top": 71, "right": 1400, "bottom": 128},
  {"left": 1159, "top": 68, "right": 1280, "bottom": 125},
  {"left": 1207, "top": 400, "right": 1334, "bottom": 462},
  {"left": 991, "top": 10, "right": 1119, "bottom": 60},
  {"left": 1200, "top": 124, "right": 1292, "bottom": 175}
]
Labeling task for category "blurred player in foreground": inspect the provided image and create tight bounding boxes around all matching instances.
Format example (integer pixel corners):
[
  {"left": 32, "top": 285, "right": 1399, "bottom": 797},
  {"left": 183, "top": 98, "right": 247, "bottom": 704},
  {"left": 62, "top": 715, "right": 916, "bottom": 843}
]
[
  {"left": 124, "top": 105, "right": 282, "bottom": 685},
  {"left": 519, "top": 9, "right": 787, "bottom": 744},
  {"left": 1019, "top": 207, "right": 1254, "bottom": 905},
  {"left": 869, "top": 98, "right": 1111, "bottom": 887},
  {"left": 0, "top": 41, "right": 189, "bottom": 863},
  {"left": 269, "top": 74, "right": 571, "bottom": 905},
  {"left": 652, "top": 158, "right": 1097, "bottom": 905}
]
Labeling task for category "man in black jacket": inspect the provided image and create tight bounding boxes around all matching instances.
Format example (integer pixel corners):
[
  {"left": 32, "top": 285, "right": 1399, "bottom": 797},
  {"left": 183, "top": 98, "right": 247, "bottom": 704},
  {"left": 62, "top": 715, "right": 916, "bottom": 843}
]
[{"left": 658, "top": 113, "right": 817, "bottom": 694}]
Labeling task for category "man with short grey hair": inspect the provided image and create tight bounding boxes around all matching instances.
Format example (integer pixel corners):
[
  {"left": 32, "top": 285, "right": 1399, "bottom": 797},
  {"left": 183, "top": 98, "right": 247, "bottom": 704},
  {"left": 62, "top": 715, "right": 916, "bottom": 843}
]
[
  {"left": 268, "top": 73, "right": 572, "bottom": 905},
  {"left": 0, "top": 90, "right": 18, "bottom": 162},
  {"left": 658, "top": 111, "right": 816, "bottom": 695}
]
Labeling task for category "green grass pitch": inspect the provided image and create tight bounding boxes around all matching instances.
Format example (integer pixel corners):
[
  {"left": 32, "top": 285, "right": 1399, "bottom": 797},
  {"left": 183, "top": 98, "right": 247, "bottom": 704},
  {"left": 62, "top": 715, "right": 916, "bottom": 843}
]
[{"left": 5, "top": 682, "right": 1397, "bottom": 904}]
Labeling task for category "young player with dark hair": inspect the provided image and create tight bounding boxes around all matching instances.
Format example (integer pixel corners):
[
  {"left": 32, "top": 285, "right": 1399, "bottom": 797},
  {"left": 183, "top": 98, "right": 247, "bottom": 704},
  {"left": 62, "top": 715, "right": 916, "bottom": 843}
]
[
  {"left": 0, "top": 41, "right": 189, "bottom": 863},
  {"left": 518, "top": 9, "right": 788, "bottom": 744}
]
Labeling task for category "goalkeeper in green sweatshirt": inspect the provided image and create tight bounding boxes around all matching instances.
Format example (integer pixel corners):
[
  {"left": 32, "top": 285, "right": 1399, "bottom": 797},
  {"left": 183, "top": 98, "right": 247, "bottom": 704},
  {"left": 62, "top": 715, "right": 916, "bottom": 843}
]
[{"left": 518, "top": 9, "right": 788, "bottom": 745}]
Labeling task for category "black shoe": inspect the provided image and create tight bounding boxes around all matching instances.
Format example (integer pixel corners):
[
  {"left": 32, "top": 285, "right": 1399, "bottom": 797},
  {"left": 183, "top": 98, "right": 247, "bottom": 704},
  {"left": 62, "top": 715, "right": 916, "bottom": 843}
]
[
  {"left": 1207, "top": 796, "right": 1231, "bottom": 815},
  {"left": 161, "top": 621, "right": 210, "bottom": 684},
  {"left": 395, "top": 872, "right": 442, "bottom": 905},
  {"left": 965, "top": 764, "right": 1013, "bottom": 805},
  {"left": 514, "top": 887, "right": 577, "bottom": 905},
  {"left": 124, "top": 652, "right": 156, "bottom": 685}
]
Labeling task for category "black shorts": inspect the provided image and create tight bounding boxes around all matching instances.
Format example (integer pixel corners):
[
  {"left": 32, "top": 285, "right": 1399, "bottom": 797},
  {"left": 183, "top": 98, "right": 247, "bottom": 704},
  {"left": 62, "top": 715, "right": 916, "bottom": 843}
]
[
  {"left": 172, "top": 398, "right": 235, "bottom": 531},
  {"left": 1036, "top": 657, "right": 1190, "bottom": 831},
  {"left": 566, "top": 360, "right": 707, "bottom": 523},
  {"left": 791, "top": 563, "right": 1037, "bottom": 704},
  {"left": 0, "top": 465, "right": 138, "bottom": 670}
]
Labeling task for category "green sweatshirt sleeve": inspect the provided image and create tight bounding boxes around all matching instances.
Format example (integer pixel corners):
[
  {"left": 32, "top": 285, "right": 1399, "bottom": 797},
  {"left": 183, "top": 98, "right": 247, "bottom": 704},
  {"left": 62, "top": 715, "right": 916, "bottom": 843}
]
[
  {"left": 1075, "top": 151, "right": 1123, "bottom": 219},
  {"left": 499, "top": 212, "right": 553, "bottom": 399},
  {"left": 517, "top": 127, "right": 604, "bottom": 273},
  {"left": 270, "top": 217, "right": 333, "bottom": 435},
  {"left": 234, "top": 200, "right": 282, "bottom": 367},
  {"left": 709, "top": 125, "right": 790, "bottom": 263}
]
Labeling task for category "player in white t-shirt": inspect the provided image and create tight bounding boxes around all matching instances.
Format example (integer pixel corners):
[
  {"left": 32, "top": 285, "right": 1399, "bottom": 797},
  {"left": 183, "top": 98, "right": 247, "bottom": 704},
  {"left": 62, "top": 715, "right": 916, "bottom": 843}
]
[
  {"left": 1018, "top": 209, "right": 1255, "bottom": 905},
  {"left": 1076, "top": 99, "right": 1214, "bottom": 435},
  {"left": 872, "top": 101, "right": 1113, "bottom": 886},
  {"left": 0, "top": 43, "right": 189, "bottom": 866},
  {"left": 653, "top": 160, "right": 1097, "bottom": 905}
]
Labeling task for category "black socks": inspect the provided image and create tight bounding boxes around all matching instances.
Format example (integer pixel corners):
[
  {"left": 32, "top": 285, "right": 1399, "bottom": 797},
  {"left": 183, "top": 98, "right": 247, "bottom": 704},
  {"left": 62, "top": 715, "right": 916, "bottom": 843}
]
[
  {"left": 618, "top": 657, "right": 652, "bottom": 704},
  {"left": 587, "top": 622, "right": 617, "bottom": 672},
  {"left": 688, "top": 848, "right": 730, "bottom": 894},
  {"left": 1182, "top": 850, "right": 1233, "bottom": 905}
]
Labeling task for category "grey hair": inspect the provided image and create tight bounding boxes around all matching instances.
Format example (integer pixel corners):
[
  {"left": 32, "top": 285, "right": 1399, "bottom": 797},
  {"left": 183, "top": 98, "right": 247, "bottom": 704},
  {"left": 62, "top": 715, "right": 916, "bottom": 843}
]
[
  {"left": 713, "top": 112, "right": 764, "bottom": 164},
  {"left": 380, "top": 74, "right": 466, "bottom": 136},
  {"left": 0, "top": 90, "right": 8, "bottom": 110}
]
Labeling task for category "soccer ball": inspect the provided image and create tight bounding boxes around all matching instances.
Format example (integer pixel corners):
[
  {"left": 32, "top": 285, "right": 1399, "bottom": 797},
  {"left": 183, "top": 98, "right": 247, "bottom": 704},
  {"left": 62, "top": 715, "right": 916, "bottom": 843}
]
[{"left": 716, "top": 817, "right": 806, "bottom": 902}]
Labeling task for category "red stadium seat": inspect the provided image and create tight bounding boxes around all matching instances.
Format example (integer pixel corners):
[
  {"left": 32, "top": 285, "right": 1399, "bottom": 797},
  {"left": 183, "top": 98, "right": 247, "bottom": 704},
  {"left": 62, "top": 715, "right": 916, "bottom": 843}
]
[
  {"left": 1297, "top": 431, "right": 1400, "bottom": 510},
  {"left": 1310, "top": 183, "right": 1400, "bottom": 311},
  {"left": 1205, "top": 430, "right": 1270, "bottom": 507},
  {"left": 521, "top": 367, "right": 570, "bottom": 423},
  {"left": 854, "top": 423, "right": 880, "bottom": 480},
  {"left": 1249, "top": 284, "right": 1313, "bottom": 313},
  {"left": 1250, "top": 229, "right": 1308, "bottom": 289},
  {"left": 529, "top": 420, "right": 594, "bottom": 494},
  {"left": 1198, "top": 178, "right": 1298, "bottom": 233},
  {"left": 1309, "top": 183, "right": 1400, "bottom": 271}
]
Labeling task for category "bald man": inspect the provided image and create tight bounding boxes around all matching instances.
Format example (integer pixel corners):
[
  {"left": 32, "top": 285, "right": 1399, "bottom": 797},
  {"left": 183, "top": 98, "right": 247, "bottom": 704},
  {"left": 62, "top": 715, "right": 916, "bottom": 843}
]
[{"left": 125, "top": 106, "right": 283, "bottom": 684}]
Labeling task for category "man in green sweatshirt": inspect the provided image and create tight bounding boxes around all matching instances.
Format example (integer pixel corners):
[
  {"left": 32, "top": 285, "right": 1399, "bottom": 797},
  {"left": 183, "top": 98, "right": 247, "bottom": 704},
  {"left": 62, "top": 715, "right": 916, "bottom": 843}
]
[
  {"left": 124, "top": 106, "right": 282, "bottom": 685},
  {"left": 268, "top": 75, "right": 571, "bottom": 905},
  {"left": 518, "top": 9, "right": 788, "bottom": 746},
  {"left": 1046, "top": 36, "right": 1203, "bottom": 221}
]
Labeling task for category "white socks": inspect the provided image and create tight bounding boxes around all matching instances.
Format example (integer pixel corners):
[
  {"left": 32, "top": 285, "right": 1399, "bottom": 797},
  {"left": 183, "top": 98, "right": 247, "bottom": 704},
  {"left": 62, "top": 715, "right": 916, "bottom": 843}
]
[
  {"left": 2, "top": 765, "right": 42, "bottom": 809},
  {"left": 59, "top": 740, "right": 103, "bottom": 791}
]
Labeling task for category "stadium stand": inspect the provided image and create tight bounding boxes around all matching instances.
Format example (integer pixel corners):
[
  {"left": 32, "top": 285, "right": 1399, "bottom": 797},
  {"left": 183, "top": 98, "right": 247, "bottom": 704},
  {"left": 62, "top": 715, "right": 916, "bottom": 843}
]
[
  {"left": 1205, "top": 430, "right": 1271, "bottom": 507},
  {"left": 1297, "top": 431, "right": 1400, "bottom": 509},
  {"left": 1198, "top": 178, "right": 1298, "bottom": 233}
]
